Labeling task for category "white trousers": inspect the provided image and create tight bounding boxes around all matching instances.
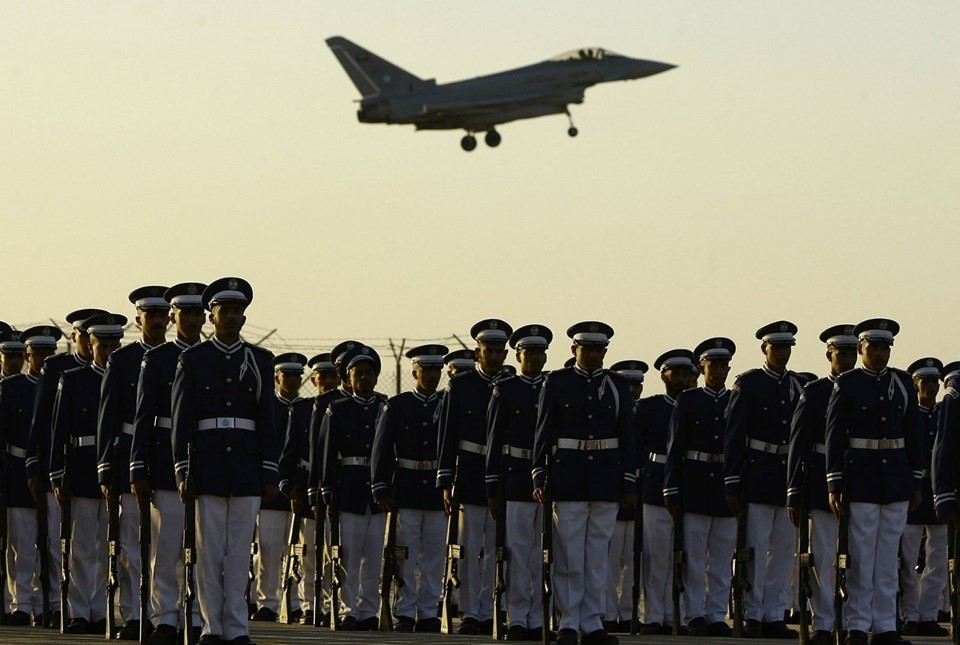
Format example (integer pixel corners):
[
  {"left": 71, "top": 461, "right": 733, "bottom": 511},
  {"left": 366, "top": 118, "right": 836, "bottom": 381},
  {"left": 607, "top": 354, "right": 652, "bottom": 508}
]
[
  {"left": 504, "top": 501, "right": 544, "bottom": 629},
  {"left": 118, "top": 493, "right": 141, "bottom": 619},
  {"left": 150, "top": 490, "right": 199, "bottom": 628},
  {"left": 683, "top": 513, "right": 736, "bottom": 624},
  {"left": 254, "top": 509, "right": 290, "bottom": 612},
  {"left": 339, "top": 509, "right": 386, "bottom": 621},
  {"left": 195, "top": 495, "right": 259, "bottom": 640},
  {"left": 459, "top": 503, "right": 495, "bottom": 621},
  {"left": 642, "top": 504, "right": 674, "bottom": 624},
  {"left": 744, "top": 502, "right": 794, "bottom": 622},
  {"left": 554, "top": 500, "right": 618, "bottom": 634},
  {"left": 394, "top": 508, "right": 446, "bottom": 620},
  {"left": 298, "top": 517, "right": 318, "bottom": 613},
  {"left": 6, "top": 507, "right": 40, "bottom": 615},
  {"left": 47, "top": 492, "right": 62, "bottom": 611},
  {"left": 809, "top": 508, "right": 839, "bottom": 632},
  {"left": 846, "top": 501, "right": 907, "bottom": 633},
  {"left": 68, "top": 497, "right": 108, "bottom": 621},
  {"left": 605, "top": 520, "right": 634, "bottom": 623},
  {"left": 900, "top": 523, "right": 948, "bottom": 622}
]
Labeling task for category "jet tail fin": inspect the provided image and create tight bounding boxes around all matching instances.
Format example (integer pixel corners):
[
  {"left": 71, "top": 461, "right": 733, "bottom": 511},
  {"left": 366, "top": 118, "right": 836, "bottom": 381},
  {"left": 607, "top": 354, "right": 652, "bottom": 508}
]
[{"left": 326, "top": 36, "right": 430, "bottom": 97}]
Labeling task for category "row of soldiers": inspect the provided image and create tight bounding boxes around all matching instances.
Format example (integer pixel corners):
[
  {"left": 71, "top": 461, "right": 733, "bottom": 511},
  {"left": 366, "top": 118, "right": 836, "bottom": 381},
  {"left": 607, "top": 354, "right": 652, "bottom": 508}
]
[{"left": 0, "top": 280, "right": 958, "bottom": 645}]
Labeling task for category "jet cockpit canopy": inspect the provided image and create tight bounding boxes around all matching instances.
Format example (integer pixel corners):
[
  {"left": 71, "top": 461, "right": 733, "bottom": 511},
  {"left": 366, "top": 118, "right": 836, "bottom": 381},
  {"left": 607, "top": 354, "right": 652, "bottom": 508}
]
[{"left": 549, "top": 48, "right": 624, "bottom": 62}]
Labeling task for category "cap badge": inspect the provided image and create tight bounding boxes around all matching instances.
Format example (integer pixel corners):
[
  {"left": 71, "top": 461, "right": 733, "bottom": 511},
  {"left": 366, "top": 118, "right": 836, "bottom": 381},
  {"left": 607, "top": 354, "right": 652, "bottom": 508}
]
[
  {"left": 346, "top": 342, "right": 355, "bottom": 351},
  {"left": 151, "top": 286, "right": 163, "bottom": 296},
  {"left": 187, "top": 284, "right": 198, "bottom": 295},
  {"left": 228, "top": 278, "right": 239, "bottom": 290},
  {"left": 43, "top": 327, "right": 52, "bottom": 335},
  {"left": 715, "top": 339, "right": 724, "bottom": 347},
  {"left": 844, "top": 325, "right": 854, "bottom": 335},
  {"left": 361, "top": 347, "right": 369, "bottom": 355},
  {"left": 589, "top": 323, "right": 599, "bottom": 332},
  {"left": 429, "top": 346, "right": 439, "bottom": 354},
  {"left": 530, "top": 326, "right": 539, "bottom": 335},
  {"left": 629, "top": 361, "right": 637, "bottom": 369},
  {"left": 106, "top": 316, "right": 116, "bottom": 325},
  {"left": 779, "top": 322, "right": 789, "bottom": 332},
  {"left": 927, "top": 359, "right": 935, "bottom": 367},
  {"left": 490, "top": 320, "right": 499, "bottom": 330}
]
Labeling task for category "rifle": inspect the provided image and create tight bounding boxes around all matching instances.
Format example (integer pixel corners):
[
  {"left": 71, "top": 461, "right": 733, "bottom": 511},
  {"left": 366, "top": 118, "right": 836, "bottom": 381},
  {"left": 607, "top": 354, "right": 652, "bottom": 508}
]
[
  {"left": 732, "top": 489, "right": 753, "bottom": 638},
  {"left": 440, "top": 481, "right": 463, "bottom": 635},
  {"left": 106, "top": 445, "right": 122, "bottom": 639},
  {"left": 949, "top": 520, "right": 959, "bottom": 645},
  {"left": 328, "top": 494, "right": 342, "bottom": 631},
  {"left": 36, "top": 470, "right": 52, "bottom": 627},
  {"left": 313, "top": 500, "right": 326, "bottom": 627},
  {"left": 492, "top": 458, "right": 508, "bottom": 640},
  {"left": 182, "top": 445, "right": 197, "bottom": 645},
  {"left": 629, "top": 493, "right": 643, "bottom": 635},
  {"left": 377, "top": 508, "right": 407, "bottom": 631},
  {"left": 59, "top": 443, "right": 72, "bottom": 634},
  {"left": 833, "top": 489, "right": 849, "bottom": 645},
  {"left": 796, "top": 484, "right": 813, "bottom": 645},
  {"left": 672, "top": 510, "right": 685, "bottom": 636},
  {"left": 540, "top": 461, "right": 553, "bottom": 645},
  {"left": 0, "top": 449, "right": 7, "bottom": 626},
  {"left": 278, "top": 511, "right": 304, "bottom": 624},
  {"left": 139, "top": 491, "right": 151, "bottom": 643}
]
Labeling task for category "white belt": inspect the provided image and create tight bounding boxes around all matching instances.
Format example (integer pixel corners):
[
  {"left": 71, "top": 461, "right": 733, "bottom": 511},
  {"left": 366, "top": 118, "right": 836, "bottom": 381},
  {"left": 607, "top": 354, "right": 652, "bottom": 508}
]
[
  {"left": 155, "top": 416, "right": 172, "bottom": 429},
  {"left": 121, "top": 422, "right": 135, "bottom": 436},
  {"left": 556, "top": 438, "right": 619, "bottom": 451},
  {"left": 459, "top": 440, "right": 487, "bottom": 455},
  {"left": 197, "top": 417, "right": 256, "bottom": 431},
  {"left": 397, "top": 458, "right": 438, "bottom": 471},
  {"left": 6, "top": 444, "right": 28, "bottom": 459},
  {"left": 748, "top": 438, "right": 789, "bottom": 455},
  {"left": 341, "top": 456, "right": 369, "bottom": 466},
  {"left": 503, "top": 445, "right": 532, "bottom": 460},
  {"left": 72, "top": 435, "right": 96, "bottom": 448},
  {"left": 648, "top": 452, "right": 667, "bottom": 464},
  {"left": 849, "top": 437, "right": 905, "bottom": 450},
  {"left": 685, "top": 450, "right": 723, "bottom": 463},
  {"left": 813, "top": 443, "right": 826, "bottom": 455}
]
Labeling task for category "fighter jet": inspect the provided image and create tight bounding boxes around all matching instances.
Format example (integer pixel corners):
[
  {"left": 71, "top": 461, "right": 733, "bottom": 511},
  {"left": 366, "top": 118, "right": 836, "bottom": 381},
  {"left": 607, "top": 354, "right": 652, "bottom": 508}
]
[{"left": 327, "top": 36, "right": 675, "bottom": 151}]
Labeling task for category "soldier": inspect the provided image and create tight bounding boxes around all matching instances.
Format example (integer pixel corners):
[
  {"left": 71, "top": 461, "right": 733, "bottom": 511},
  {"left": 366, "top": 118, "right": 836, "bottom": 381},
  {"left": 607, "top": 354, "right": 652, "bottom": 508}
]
[
  {"left": 825, "top": 318, "right": 922, "bottom": 645},
  {"left": 604, "top": 359, "right": 649, "bottom": 633},
  {"left": 249, "top": 352, "right": 305, "bottom": 622},
  {"left": 320, "top": 345, "right": 388, "bottom": 630},
  {"left": 444, "top": 349, "right": 476, "bottom": 377},
  {"left": 129, "top": 282, "right": 206, "bottom": 645},
  {"left": 437, "top": 319, "right": 513, "bottom": 635},
  {"left": 25, "top": 308, "right": 107, "bottom": 628},
  {"left": 532, "top": 321, "right": 637, "bottom": 645},
  {"left": 898, "top": 358, "right": 948, "bottom": 637},
  {"left": 98, "top": 285, "right": 170, "bottom": 639},
  {"left": 171, "top": 277, "right": 279, "bottom": 645},
  {"left": 2, "top": 327, "right": 60, "bottom": 625},
  {"left": 664, "top": 340, "right": 736, "bottom": 637},
  {"left": 485, "top": 326, "right": 552, "bottom": 640},
  {"left": 50, "top": 312, "right": 127, "bottom": 634},
  {"left": 307, "top": 353, "right": 339, "bottom": 394},
  {"left": 371, "top": 343, "right": 449, "bottom": 632},
  {"left": 724, "top": 320, "right": 803, "bottom": 639},
  {"left": 786, "top": 325, "right": 859, "bottom": 644}
]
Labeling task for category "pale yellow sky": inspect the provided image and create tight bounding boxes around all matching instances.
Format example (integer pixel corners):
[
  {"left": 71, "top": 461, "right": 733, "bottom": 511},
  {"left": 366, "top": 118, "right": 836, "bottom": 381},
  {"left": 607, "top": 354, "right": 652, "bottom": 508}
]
[{"left": 2, "top": 1, "right": 959, "bottom": 389}]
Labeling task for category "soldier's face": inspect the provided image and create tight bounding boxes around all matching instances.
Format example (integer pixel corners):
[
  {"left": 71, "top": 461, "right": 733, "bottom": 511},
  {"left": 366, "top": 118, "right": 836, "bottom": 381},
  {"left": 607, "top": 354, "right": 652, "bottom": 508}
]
[
  {"left": 0, "top": 352, "right": 24, "bottom": 377},
  {"left": 628, "top": 380, "right": 644, "bottom": 401},
  {"left": 316, "top": 369, "right": 340, "bottom": 393},
  {"left": 827, "top": 346, "right": 857, "bottom": 375},
  {"left": 661, "top": 366, "right": 691, "bottom": 397},
  {"left": 573, "top": 344, "right": 606, "bottom": 371},
  {"left": 701, "top": 358, "right": 731, "bottom": 389},
  {"left": 73, "top": 330, "right": 94, "bottom": 359},
  {"left": 136, "top": 308, "right": 170, "bottom": 341},
  {"left": 915, "top": 376, "right": 940, "bottom": 401},
  {"left": 173, "top": 307, "right": 205, "bottom": 340},
  {"left": 475, "top": 342, "right": 508, "bottom": 373},
  {"left": 91, "top": 335, "right": 121, "bottom": 367},
  {"left": 276, "top": 371, "right": 302, "bottom": 398},
  {"left": 763, "top": 343, "right": 792, "bottom": 370},
  {"left": 413, "top": 364, "right": 442, "bottom": 395},
  {"left": 516, "top": 347, "right": 547, "bottom": 377},
  {"left": 687, "top": 369, "right": 700, "bottom": 388},
  {"left": 858, "top": 340, "right": 891, "bottom": 371},
  {"left": 349, "top": 361, "right": 378, "bottom": 396},
  {"left": 26, "top": 346, "right": 54, "bottom": 374},
  {"left": 210, "top": 303, "right": 246, "bottom": 336}
]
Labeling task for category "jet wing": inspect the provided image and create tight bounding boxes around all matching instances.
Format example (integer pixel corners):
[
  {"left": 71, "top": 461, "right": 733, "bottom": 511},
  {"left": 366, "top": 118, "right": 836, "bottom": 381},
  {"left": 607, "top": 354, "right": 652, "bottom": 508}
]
[{"left": 389, "top": 87, "right": 585, "bottom": 121}]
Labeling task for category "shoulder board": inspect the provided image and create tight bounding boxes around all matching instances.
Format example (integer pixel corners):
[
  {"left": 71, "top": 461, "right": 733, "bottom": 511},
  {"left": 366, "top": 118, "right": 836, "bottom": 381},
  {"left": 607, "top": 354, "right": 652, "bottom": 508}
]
[{"left": 945, "top": 387, "right": 959, "bottom": 400}]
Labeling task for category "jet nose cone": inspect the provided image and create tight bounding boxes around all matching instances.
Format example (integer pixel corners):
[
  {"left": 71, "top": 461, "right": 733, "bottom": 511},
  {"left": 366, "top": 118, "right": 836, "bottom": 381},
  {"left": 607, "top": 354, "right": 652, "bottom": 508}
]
[{"left": 620, "top": 59, "right": 676, "bottom": 80}]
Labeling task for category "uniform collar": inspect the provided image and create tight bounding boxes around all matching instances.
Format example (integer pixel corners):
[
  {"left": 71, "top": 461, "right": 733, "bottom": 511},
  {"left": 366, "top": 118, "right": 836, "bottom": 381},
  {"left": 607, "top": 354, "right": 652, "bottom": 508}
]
[
  {"left": 702, "top": 386, "right": 727, "bottom": 398},
  {"left": 828, "top": 373, "right": 839, "bottom": 383},
  {"left": 276, "top": 393, "right": 302, "bottom": 405},
  {"left": 91, "top": 363, "right": 106, "bottom": 376},
  {"left": 761, "top": 363, "right": 787, "bottom": 381},
  {"left": 337, "top": 385, "right": 352, "bottom": 396},
  {"left": 26, "top": 373, "right": 39, "bottom": 384},
  {"left": 72, "top": 353, "right": 90, "bottom": 367},
  {"left": 919, "top": 404, "right": 932, "bottom": 413},
  {"left": 351, "top": 393, "right": 380, "bottom": 406},
  {"left": 664, "top": 393, "right": 677, "bottom": 406},
  {"left": 139, "top": 339, "right": 160, "bottom": 351},
  {"left": 573, "top": 365, "right": 604, "bottom": 379},
  {"left": 519, "top": 373, "right": 544, "bottom": 385},
  {"left": 861, "top": 366, "right": 888, "bottom": 378},
  {"left": 211, "top": 336, "right": 243, "bottom": 354},
  {"left": 173, "top": 337, "right": 198, "bottom": 351},
  {"left": 412, "top": 389, "right": 439, "bottom": 403},
  {"left": 477, "top": 368, "right": 500, "bottom": 382}
]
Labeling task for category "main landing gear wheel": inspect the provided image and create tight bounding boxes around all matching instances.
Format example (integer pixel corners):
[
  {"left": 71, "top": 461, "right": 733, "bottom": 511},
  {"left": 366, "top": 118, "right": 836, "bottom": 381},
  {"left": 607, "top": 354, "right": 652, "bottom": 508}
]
[
  {"left": 568, "top": 127, "right": 578, "bottom": 137},
  {"left": 565, "top": 108, "right": 578, "bottom": 137},
  {"left": 461, "top": 134, "right": 477, "bottom": 151},
  {"left": 484, "top": 129, "right": 501, "bottom": 147}
]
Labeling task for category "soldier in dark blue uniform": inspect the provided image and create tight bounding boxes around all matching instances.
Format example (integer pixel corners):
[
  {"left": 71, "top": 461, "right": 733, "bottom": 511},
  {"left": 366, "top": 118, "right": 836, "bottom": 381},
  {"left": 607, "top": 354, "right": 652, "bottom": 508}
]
[
  {"left": 371, "top": 343, "right": 448, "bottom": 632},
  {"left": 532, "top": 321, "right": 637, "bottom": 645},
  {"left": 250, "top": 352, "right": 306, "bottom": 623},
  {"left": 171, "top": 277, "right": 279, "bottom": 645},
  {"left": 25, "top": 308, "right": 107, "bottom": 628},
  {"left": 444, "top": 349, "right": 476, "bottom": 377},
  {"left": 437, "top": 319, "right": 513, "bottom": 635},
  {"left": 1, "top": 326, "right": 60, "bottom": 625},
  {"left": 604, "top": 358, "right": 648, "bottom": 633},
  {"left": 307, "top": 353, "right": 339, "bottom": 395},
  {"left": 785, "top": 324, "right": 858, "bottom": 645},
  {"left": 129, "top": 282, "right": 206, "bottom": 645},
  {"left": 97, "top": 285, "right": 170, "bottom": 639},
  {"left": 484, "top": 326, "right": 552, "bottom": 640},
  {"left": 724, "top": 320, "right": 803, "bottom": 639},
  {"left": 898, "top": 358, "right": 948, "bottom": 637},
  {"left": 320, "top": 345, "right": 387, "bottom": 630},
  {"left": 825, "top": 318, "right": 923, "bottom": 645},
  {"left": 933, "top": 363, "right": 960, "bottom": 523},
  {"left": 664, "top": 339, "right": 736, "bottom": 636},
  {"left": 50, "top": 313, "right": 127, "bottom": 634}
]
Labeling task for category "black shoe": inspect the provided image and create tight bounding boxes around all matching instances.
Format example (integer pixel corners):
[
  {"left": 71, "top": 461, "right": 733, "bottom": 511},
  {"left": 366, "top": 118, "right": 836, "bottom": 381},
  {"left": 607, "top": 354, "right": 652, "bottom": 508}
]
[
  {"left": 116, "top": 620, "right": 141, "bottom": 640},
  {"left": 148, "top": 624, "right": 178, "bottom": 645},
  {"left": 918, "top": 620, "right": 949, "bottom": 636},
  {"left": 639, "top": 622, "right": 662, "bottom": 635},
  {"left": 318, "top": 612, "right": 331, "bottom": 627},
  {"left": 708, "top": 621, "right": 733, "bottom": 637},
  {"left": 939, "top": 610, "right": 951, "bottom": 623},
  {"left": 394, "top": 615, "right": 415, "bottom": 632},
  {"left": 845, "top": 630, "right": 868, "bottom": 645},
  {"left": 900, "top": 621, "right": 919, "bottom": 636},
  {"left": 5, "top": 610, "right": 32, "bottom": 626},
  {"left": 785, "top": 610, "right": 800, "bottom": 625},
  {"left": 229, "top": 637, "right": 256, "bottom": 645},
  {"left": 66, "top": 617, "right": 90, "bottom": 634},
  {"left": 763, "top": 620, "right": 798, "bottom": 639},
  {"left": 288, "top": 608, "right": 303, "bottom": 623},
  {"left": 479, "top": 618, "right": 495, "bottom": 635},
  {"left": 869, "top": 631, "right": 911, "bottom": 645},
  {"left": 197, "top": 636, "right": 223, "bottom": 645},
  {"left": 415, "top": 617, "right": 441, "bottom": 632},
  {"left": 507, "top": 625, "right": 529, "bottom": 640},
  {"left": 687, "top": 617, "right": 708, "bottom": 636},
  {"left": 356, "top": 616, "right": 379, "bottom": 631},
  {"left": 337, "top": 616, "right": 358, "bottom": 631},
  {"left": 744, "top": 619, "right": 764, "bottom": 638},
  {"left": 556, "top": 628, "right": 578, "bottom": 645},
  {"left": 602, "top": 620, "right": 618, "bottom": 632},
  {"left": 458, "top": 617, "right": 480, "bottom": 635},
  {"left": 250, "top": 607, "right": 277, "bottom": 622},
  {"left": 298, "top": 609, "right": 313, "bottom": 625},
  {"left": 91, "top": 618, "right": 108, "bottom": 635},
  {"left": 582, "top": 629, "right": 618, "bottom": 645},
  {"left": 526, "top": 626, "right": 556, "bottom": 642},
  {"left": 616, "top": 620, "right": 631, "bottom": 633},
  {"left": 46, "top": 610, "right": 61, "bottom": 629},
  {"left": 809, "top": 631, "right": 833, "bottom": 645}
]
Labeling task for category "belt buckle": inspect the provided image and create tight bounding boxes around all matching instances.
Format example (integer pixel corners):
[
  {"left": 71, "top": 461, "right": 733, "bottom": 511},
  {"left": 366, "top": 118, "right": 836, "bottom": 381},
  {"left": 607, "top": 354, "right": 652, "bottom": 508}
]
[
  {"left": 584, "top": 439, "right": 601, "bottom": 451},
  {"left": 218, "top": 417, "right": 236, "bottom": 429}
]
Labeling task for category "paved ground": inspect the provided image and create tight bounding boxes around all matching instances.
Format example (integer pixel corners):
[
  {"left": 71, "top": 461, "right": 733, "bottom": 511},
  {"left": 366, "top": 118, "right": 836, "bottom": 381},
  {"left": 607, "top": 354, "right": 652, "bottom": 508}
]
[{"left": 0, "top": 623, "right": 955, "bottom": 645}]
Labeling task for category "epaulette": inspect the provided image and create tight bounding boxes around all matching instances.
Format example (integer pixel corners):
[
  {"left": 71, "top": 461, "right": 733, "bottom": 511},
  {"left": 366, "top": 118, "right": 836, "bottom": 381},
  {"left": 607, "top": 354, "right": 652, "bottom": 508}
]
[{"left": 735, "top": 367, "right": 761, "bottom": 382}]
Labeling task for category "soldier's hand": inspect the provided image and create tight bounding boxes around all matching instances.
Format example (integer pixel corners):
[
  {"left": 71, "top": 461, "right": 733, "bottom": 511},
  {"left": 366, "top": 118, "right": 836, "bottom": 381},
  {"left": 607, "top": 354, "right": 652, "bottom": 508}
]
[
  {"left": 378, "top": 497, "right": 397, "bottom": 513},
  {"left": 533, "top": 487, "right": 545, "bottom": 504},
  {"left": 131, "top": 479, "right": 153, "bottom": 506},
  {"left": 829, "top": 491, "right": 845, "bottom": 518},
  {"left": 26, "top": 474, "right": 39, "bottom": 502},
  {"left": 667, "top": 503, "right": 682, "bottom": 521},
  {"left": 487, "top": 496, "right": 498, "bottom": 520},
  {"left": 442, "top": 488, "right": 455, "bottom": 515},
  {"left": 725, "top": 494, "right": 742, "bottom": 516},
  {"left": 178, "top": 481, "right": 187, "bottom": 504},
  {"left": 909, "top": 490, "right": 922, "bottom": 513},
  {"left": 101, "top": 483, "right": 113, "bottom": 502},
  {"left": 54, "top": 486, "right": 67, "bottom": 507},
  {"left": 262, "top": 483, "right": 279, "bottom": 503},
  {"left": 787, "top": 505, "right": 799, "bottom": 527},
  {"left": 621, "top": 492, "right": 636, "bottom": 509},
  {"left": 940, "top": 512, "right": 960, "bottom": 529}
]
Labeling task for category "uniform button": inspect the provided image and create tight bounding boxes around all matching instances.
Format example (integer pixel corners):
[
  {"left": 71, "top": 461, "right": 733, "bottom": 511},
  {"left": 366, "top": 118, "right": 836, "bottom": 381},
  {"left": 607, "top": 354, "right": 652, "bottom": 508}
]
[
  {"left": 422, "top": 422, "right": 428, "bottom": 426},
  {"left": 587, "top": 414, "right": 593, "bottom": 419},
  {"left": 714, "top": 416, "right": 719, "bottom": 421},
  {"left": 587, "top": 395, "right": 592, "bottom": 400},
  {"left": 781, "top": 420, "right": 787, "bottom": 424},
  {"left": 714, "top": 435, "right": 719, "bottom": 440},
  {"left": 423, "top": 441, "right": 429, "bottom": 446},
  {"left": 226, "top": 401, "right": 232, "bottom": 407},
  {"left": 881, "top": 417, "right": 886, "bottom": 421},
  {"left": 781, "top": 400, "right": 785, "bottom": 404},
  {"left": 422, "top": 480, "right": 428, "bottom": 485},
  {"left": 880, "top": 396, "right": 885, "bottom": 401},
  {"left": 881, "top": 458, "right": 887, "bottom": 464},
  {"left": 225, "top": 355, "right": 231, "bottom": 360},
  {"left": 363, "top": 406, "right": 368, "bottom": 411},
  {"left": 588, "top": 435, "right": 594, "bottom": 439},
  {"left": 365, "top": 444, "right": 370, "bottom": 448},
  {"left": 226, "top": 446, "right": 232, "bottom": 452},
  {"left": 587, "top": 379, "right": 591, "bottom": 383},
  {"left": 588, "top": 456, "right": 593, "bottom": 461},
  {"left": 364, "top": 425, "right": 369, "bottom": 429},
  {"left": 226, "top": 378, "right": 232, "bottom": 383},
  {"left": 709, "top": 473, "right": 714, "bottom": 478}
]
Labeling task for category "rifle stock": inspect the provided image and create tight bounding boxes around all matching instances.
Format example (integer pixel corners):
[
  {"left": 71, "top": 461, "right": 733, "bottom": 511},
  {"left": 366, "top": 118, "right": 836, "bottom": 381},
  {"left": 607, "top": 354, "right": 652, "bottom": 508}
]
[
  {"left": 59, "top": 443, "right": 72, "bottom": 634},
  {"left": 328, "top": 497, "right": 342, "bottom": 631},
  {"left": 732, "top": 490, "right": 752, "bottom": 638},
  {"left": 672, "top": 511, "right": 685, "bottom": 636},
  {"left": 949, "top": 519, "right": 959, "bottom": 645},
  {"left": 377, "top": 508, "right": 407, "bottom": 631},
  {"left": 492, "top": 461, "right": 508, "bottom": 641},
  {"left": 541, "top": 467, "right": 553, "bottom": 645},
  {"left": 279, "top": 511, "right": 304, "bottom": 624},
  {"left": 313, "top": 501, "right": 326, "bottom": 627},
  {"left": 182, "top": 445, "right": 197, "bottom": 645},
  {"left": 0, "top": 450, "right": 7, "bottom": 627},
  {"left": 630, "top": 495, "right": 642, "bottom": 635},
  {"left": 796, "top": 484, "right": 812, "bottom": 645},
  {"left": 105, "top": 447, "right": 122, "bottom": 639},
  {"left": 36, "top": 474, "right": 52, "bottom": 627},
  {"left": 440, "top": 491, "right": 462, "bottom": 635},
  {"left": 834, "top": 491, "right": 849, "bottom": 645},
  {"left": 139, "top": 493, "right": 151, "bottom": 643}
]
